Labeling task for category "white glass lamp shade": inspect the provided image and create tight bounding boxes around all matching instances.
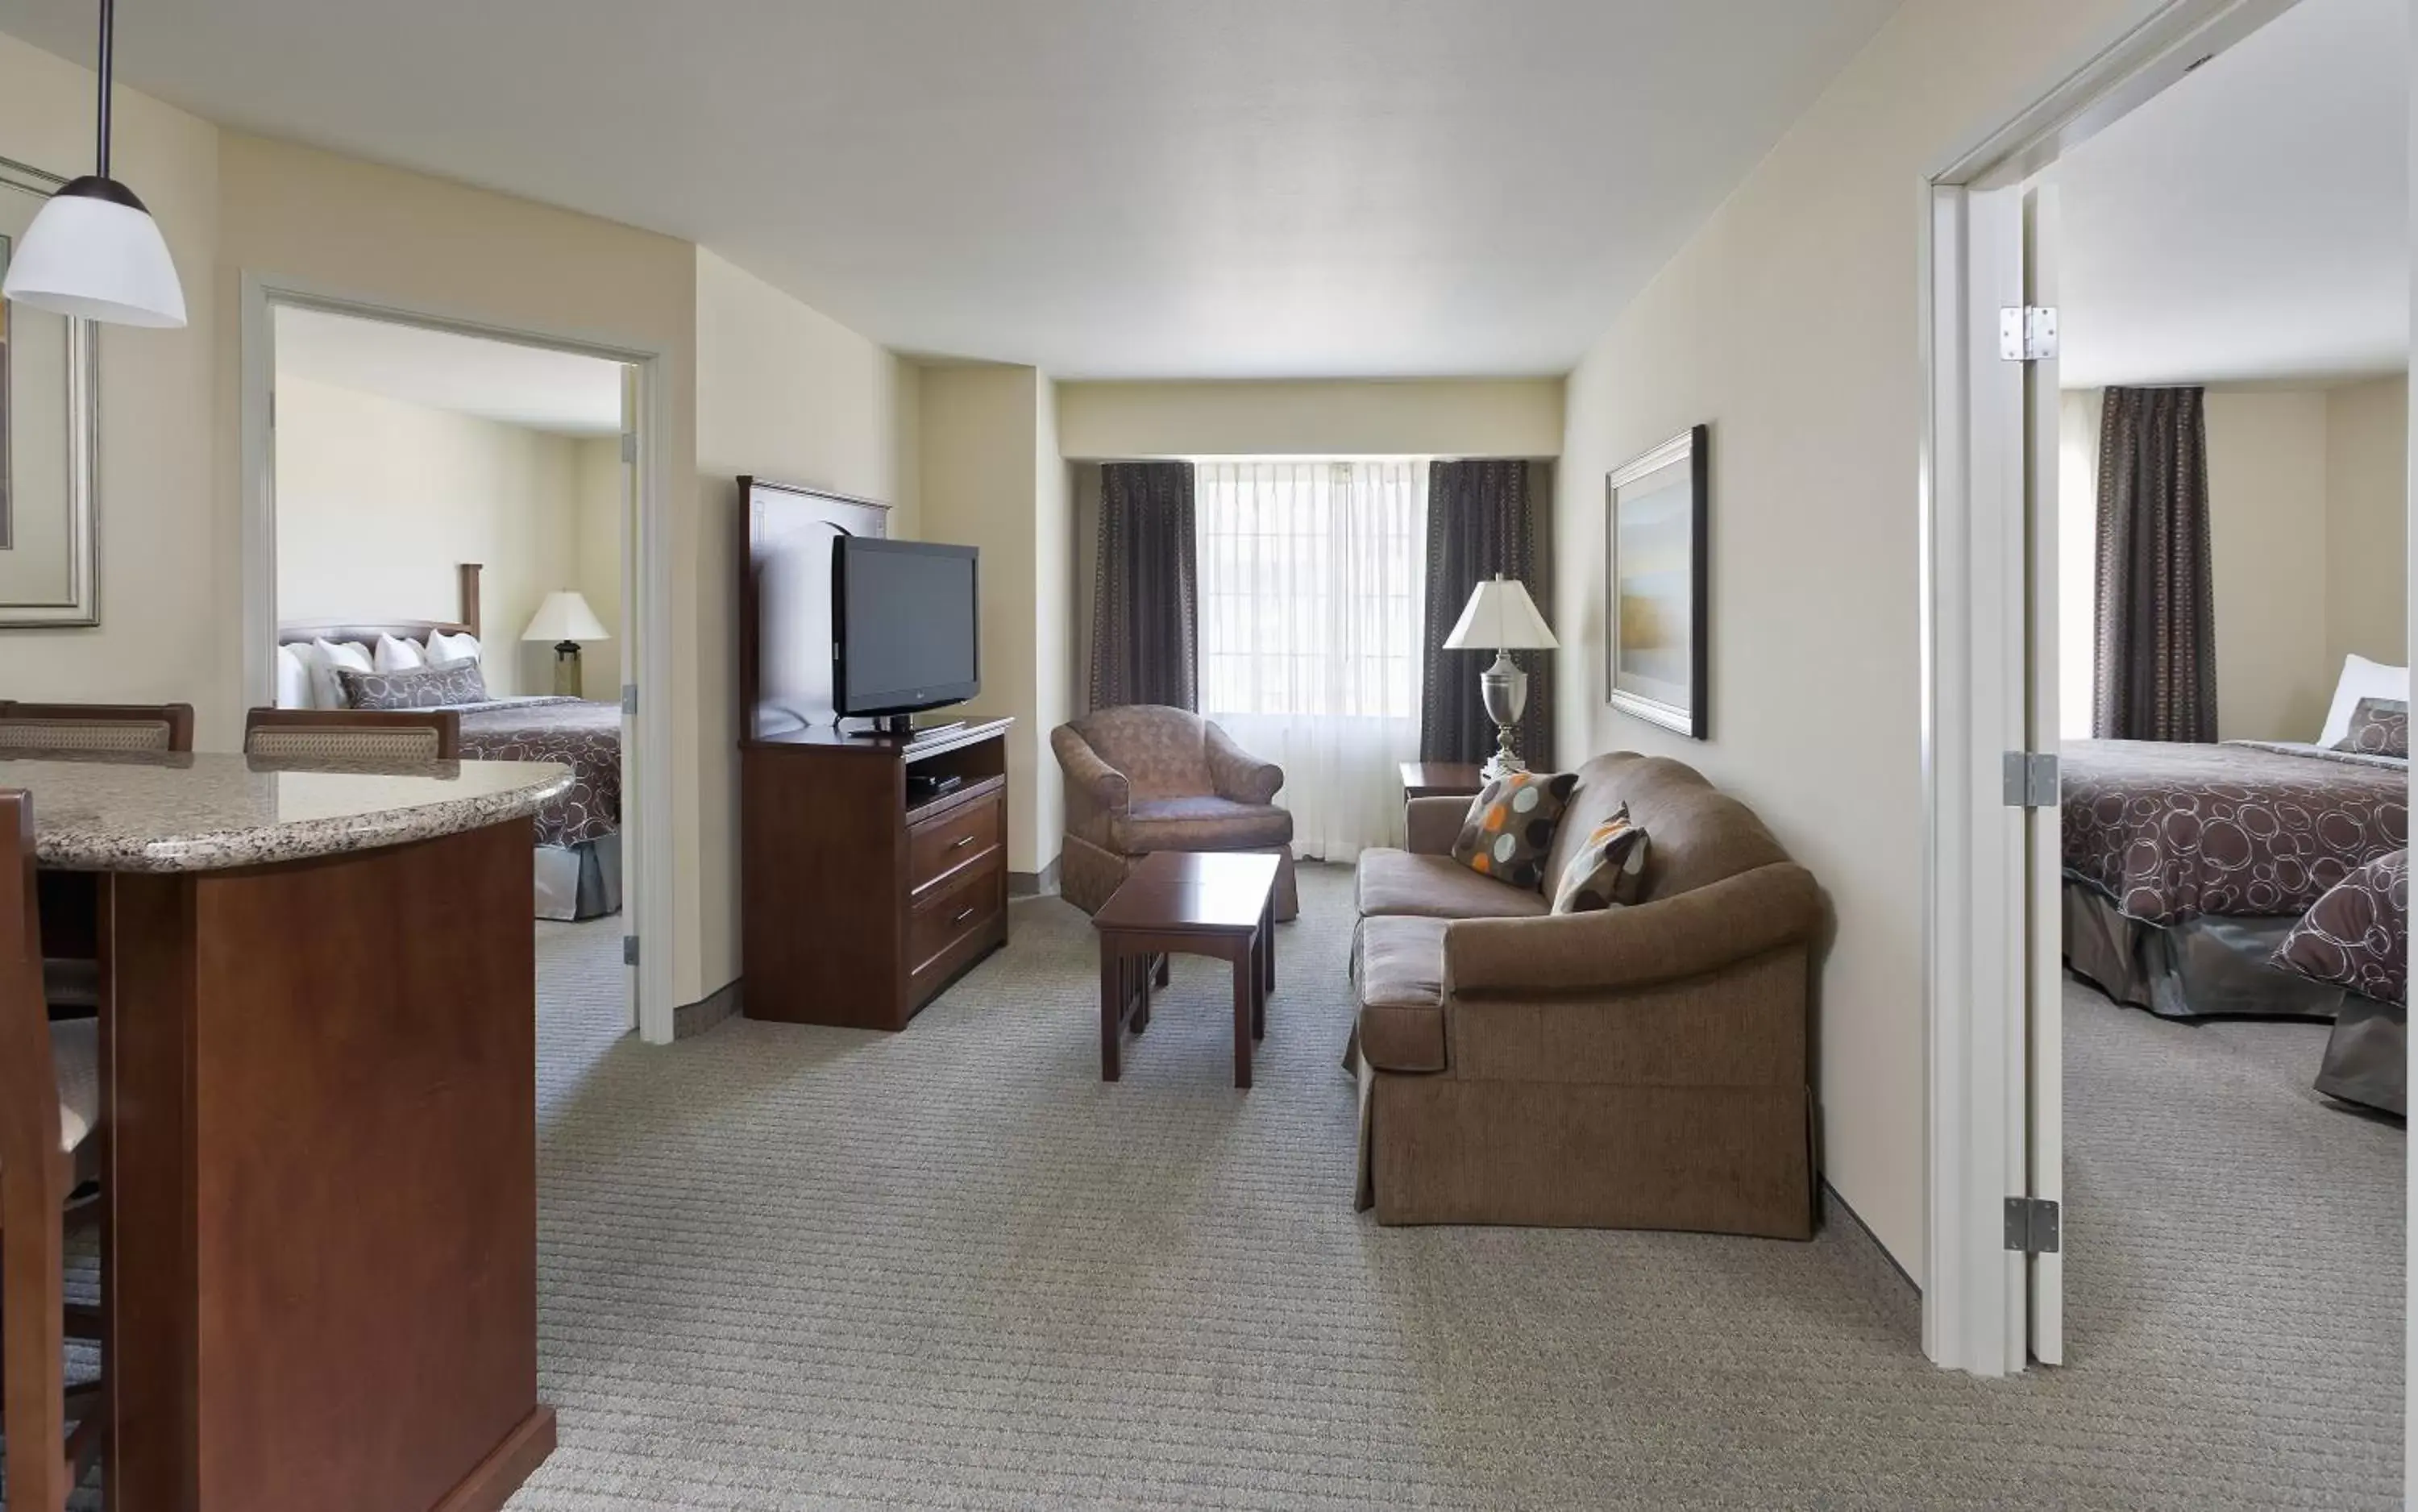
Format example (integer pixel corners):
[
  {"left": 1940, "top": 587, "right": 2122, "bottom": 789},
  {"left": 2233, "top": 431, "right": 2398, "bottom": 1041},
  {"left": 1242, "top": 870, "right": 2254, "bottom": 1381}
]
[
  {"left": 521, "top": 590, "right": 611, "bottom": 642},
  {"left": 1441, "top": 575, "right": 1559, "bottom": 651},
  {"left": 2, "top": 177, "right": 187, "bottom": 328}
]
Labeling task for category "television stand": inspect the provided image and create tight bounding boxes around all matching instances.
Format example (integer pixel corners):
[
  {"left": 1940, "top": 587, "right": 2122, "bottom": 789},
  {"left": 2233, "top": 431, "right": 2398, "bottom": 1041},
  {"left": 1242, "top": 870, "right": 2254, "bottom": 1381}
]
[
  {"left": 849, "top": 714, "right": 966, "bottom": 739},
  {"left": 740, "top": 716, "right": 1013, "bottom": 1028}
]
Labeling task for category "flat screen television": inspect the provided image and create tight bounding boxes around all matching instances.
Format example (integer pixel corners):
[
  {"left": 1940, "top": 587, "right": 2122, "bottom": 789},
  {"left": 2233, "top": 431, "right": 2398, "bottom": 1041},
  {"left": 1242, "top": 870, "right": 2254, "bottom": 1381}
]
[{"left": 832, "top": 537, "right": 979, "bottom": 733}]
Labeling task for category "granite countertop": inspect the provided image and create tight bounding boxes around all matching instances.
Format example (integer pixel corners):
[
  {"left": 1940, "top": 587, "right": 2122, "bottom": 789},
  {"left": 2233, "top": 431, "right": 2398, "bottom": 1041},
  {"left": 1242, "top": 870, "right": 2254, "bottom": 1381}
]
[{"left": 0, "top": 751, "right": 574, "bottom": 872}]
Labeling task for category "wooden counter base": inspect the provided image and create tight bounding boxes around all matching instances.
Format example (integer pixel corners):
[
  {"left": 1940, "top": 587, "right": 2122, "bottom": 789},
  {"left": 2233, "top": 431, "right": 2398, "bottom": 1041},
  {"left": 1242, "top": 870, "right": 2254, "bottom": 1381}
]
[{"left": 102, "top": 818, "right": 550, "bottom": 1511}]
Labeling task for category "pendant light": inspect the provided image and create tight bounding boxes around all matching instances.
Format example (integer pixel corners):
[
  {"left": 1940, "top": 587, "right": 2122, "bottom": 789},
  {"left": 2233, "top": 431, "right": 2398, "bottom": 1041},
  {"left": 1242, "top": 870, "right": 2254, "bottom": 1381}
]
[{"left": 1, "top": 0, "right": 185, "bottom": 328}]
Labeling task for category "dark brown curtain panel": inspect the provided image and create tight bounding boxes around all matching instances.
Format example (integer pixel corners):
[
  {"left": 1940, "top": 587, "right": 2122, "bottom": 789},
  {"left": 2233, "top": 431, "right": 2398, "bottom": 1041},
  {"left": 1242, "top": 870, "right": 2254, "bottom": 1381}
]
[
  {"left": 1419, "top": 459, "right": 1553, "bottom": 766},
  {"left": 1089, "top": 461, "right": 1199, "bottom": 711},
  {"left": 2093, "top": 386, "right": 2217, "bottom": 742}
]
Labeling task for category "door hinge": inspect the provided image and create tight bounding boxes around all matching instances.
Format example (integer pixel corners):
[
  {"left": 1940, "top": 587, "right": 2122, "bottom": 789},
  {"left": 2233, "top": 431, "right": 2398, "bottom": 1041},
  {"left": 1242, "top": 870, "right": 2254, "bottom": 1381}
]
[
  {"left": 1999, "top": 305, "right": 2059, "bottom": 362},
  {"left": 2003, "top": 750, "right": 2059, "bottom": 809},
  {"left": 2005, "top": 1197, "right": 2061, "bottom": 1254},
  {"left": 622, "top": 934, "right": 640, "bottom": 967},
  {"left": 621, "top": 683, "right": 638, "bottom": 716},
  {"left": 620, "top": 430, "right": 638, "bottom": 464}
]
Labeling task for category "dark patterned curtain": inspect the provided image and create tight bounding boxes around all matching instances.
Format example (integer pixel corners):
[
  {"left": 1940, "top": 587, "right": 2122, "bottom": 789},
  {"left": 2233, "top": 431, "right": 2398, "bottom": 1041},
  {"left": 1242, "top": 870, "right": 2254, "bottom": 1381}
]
[
  {"left": 1419, "top": 460, "right": 1553, "bottom": 766},
  {"left": 1090, "top": 462, "right": 1199, "bottom": 711},
  {"left": 2094, "top": 387, "right": 2216, "bottom": 741}
]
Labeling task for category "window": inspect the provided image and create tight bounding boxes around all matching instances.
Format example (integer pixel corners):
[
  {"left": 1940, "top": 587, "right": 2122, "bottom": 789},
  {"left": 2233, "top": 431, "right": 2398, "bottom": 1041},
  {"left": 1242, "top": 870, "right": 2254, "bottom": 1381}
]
[
  {"left": 1194, "top": 459, "right": 1429, "bottom": 720},
  {"left": 1192, "top": 459, "right": 1430, "bottom": 861}
]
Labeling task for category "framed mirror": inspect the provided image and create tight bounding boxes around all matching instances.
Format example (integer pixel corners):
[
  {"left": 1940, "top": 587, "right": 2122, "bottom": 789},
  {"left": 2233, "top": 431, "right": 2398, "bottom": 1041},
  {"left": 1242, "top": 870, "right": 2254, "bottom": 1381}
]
[{"left": 0, "top": 153, "right": 100, "bottom": 627}]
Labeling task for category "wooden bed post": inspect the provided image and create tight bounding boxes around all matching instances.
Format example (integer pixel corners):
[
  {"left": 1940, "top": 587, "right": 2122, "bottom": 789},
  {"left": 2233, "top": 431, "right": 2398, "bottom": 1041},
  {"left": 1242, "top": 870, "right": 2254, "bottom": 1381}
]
[{"left": 459, "top": 564, "right": 484, "bottom": 641}]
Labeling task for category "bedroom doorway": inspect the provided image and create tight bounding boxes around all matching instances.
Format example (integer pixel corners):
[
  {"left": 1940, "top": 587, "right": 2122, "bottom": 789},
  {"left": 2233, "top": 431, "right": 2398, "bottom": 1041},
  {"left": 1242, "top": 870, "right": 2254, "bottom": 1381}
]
[
  {"left": 237, "top": 287, "right": 675, "bottom": 1043},
  {"left": 1923, "top": 0, "right": 2411, "bottom": 1378}
]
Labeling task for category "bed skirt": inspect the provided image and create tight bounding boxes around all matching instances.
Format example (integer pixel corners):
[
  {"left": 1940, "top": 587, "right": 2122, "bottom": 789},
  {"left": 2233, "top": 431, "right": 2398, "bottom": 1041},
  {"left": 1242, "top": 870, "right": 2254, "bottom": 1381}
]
[
  {"left": 535, "top": 831, "right": 621, "bottom": 921},
  {"left": 2063, "top": 880, "right": 2346, "bottom": 1021}
]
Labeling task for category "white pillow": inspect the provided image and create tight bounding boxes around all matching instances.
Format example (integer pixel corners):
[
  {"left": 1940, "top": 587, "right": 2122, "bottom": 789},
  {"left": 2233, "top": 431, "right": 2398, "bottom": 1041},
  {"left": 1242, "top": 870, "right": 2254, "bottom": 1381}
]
[
  {"left": 426, "top": 628, "right": 482, "bottom": 668},
  {"left": 274, "top": 643, "right": 314, "bottom": 709},
  {"left": 2317, "top": 654, "right": 2409, "bottom": 748},
  {"left": 308, "top": 638, "right": 374, "bottom": 709},
  {"left": 373, "top": 633, "right": 429, "bottom": 673}
]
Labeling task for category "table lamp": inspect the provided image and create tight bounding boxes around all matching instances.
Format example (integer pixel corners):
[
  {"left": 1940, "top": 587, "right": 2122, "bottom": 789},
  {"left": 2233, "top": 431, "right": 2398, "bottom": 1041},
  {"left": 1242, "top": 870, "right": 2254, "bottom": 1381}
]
[
  {"left": 521, "top": 589, "right": 611, "bottom": 698},
  {"left": 1442, "top": 574, "right": 1560, "bottom": 779}
]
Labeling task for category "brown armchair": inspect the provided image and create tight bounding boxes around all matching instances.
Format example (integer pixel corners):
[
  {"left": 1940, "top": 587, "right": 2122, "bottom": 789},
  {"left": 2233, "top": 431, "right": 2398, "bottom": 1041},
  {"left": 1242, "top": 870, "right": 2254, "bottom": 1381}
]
[
  {"left": 1352, "top": 753, "right": 1820, "bottom": 1236},
  {"left": 1052, "top": 704, "right": 1298, "bottom": 920}
]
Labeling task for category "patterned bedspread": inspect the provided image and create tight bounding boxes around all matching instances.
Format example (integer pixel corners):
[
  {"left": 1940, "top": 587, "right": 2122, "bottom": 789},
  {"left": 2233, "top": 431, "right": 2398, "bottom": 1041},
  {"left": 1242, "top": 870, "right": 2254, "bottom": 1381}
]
[
  {"left": 455, "top": 698, "right": 621, "bottom": 847},
  {"left": 2062, "top": 739, "right": 2409, "bottom": 925}
]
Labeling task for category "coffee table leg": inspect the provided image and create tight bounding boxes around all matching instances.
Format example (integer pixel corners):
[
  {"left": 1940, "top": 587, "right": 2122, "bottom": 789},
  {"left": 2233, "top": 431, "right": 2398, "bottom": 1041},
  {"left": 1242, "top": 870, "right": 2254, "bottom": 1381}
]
[
  {"left": 1252, "top": 927, "right": 1267, "bottom": 1041},
  {"left": 1099, "top": 948, "right": 1123, "bottom": 1081},
  {"left": 1262, "top": 895, "right": 1277, "bottom": 995},
  {"left": 1132, "top": 951, "right": 1151, "bottom": 1035},
  {"left": 1232, "top": 948, "right": 1253, "bottom": 1089},
  {"left": 1154, "top": 953, "right": 1170, "bottom": 989}
]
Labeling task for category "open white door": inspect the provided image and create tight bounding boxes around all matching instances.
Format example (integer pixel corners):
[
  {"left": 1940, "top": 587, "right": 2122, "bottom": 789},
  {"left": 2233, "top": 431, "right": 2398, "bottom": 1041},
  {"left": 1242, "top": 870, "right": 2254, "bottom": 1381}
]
[
  {"left": 2021, "top": 181, "right": 2065, "bottom": 1366},
  {"left": 618, "top": 365, "right": 641, "bottom": 1034}
]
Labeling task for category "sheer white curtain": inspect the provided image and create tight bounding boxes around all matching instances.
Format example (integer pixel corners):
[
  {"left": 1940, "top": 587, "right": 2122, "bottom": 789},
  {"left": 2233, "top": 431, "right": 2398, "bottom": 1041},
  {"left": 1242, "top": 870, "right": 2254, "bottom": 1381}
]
[{"left": 1195, "top": 459, "right": 1428, "bottom": 861}]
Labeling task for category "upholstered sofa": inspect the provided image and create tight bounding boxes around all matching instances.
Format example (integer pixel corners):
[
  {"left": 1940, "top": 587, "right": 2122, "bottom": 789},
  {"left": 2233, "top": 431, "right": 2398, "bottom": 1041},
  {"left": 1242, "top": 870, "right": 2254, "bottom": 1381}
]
[
  {"left": 1351, "top": 752, "right": 1820, "bottom": 1236},
  {"left": 1051, "top": 704, "right": 1299, "bottom": 920}
]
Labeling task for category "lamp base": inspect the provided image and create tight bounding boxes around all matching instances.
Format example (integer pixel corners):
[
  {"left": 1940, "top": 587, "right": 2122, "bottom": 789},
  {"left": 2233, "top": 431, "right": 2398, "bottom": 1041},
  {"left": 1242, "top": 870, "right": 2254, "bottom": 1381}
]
[
  {"left": 1477, "top": 650, "right": 1530, "bottom": 783},
  {"left": 552, "top": 641, "right": 583, "bottom": 698}
]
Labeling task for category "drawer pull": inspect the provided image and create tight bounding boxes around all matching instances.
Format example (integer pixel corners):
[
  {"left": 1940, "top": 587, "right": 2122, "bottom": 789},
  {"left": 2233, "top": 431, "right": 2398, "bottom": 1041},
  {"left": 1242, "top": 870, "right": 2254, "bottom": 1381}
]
[
  {"left": 951, "top": 834, "right": 975, "bottom": 850},
  {"left": 952, "top": 907, "right": 976, "bottom": 924}
]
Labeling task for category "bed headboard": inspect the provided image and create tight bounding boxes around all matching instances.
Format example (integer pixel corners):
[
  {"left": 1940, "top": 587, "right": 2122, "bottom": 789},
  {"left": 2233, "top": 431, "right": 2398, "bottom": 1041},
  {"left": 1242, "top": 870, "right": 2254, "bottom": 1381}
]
[{"left": 277, "top": 563, "right": 483, "bottom": 647}]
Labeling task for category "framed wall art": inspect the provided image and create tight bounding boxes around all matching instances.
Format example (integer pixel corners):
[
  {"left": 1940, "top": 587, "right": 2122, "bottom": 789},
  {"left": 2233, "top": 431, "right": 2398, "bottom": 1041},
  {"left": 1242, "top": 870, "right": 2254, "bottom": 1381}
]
[
  {"left": 1603, "top": 424, "right": 1708, "bottom": 740},
  {"left": 0, "top": 153, "right": 101, "bottom": 627}
]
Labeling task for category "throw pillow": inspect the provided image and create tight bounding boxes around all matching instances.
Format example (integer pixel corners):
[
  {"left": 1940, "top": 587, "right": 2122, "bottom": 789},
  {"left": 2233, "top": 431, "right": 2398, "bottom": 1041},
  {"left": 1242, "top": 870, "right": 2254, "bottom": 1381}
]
[
  {"left": 1450, "top": 769, "right": 1578, "bottom": 891},
  {"left": 307, "top": 638, "right": 374, "bottom": 709},
  {"left": 1552, "top": 803, "right": 1651, "bottom": 914},
  {"left": 2332, "top": 696, "right": 2408, "bottom": 758},
  {"left": 337, "top": 656, "right": 489, "bottom": 711},
  {"left": 2272, "top": 849, "right": 2407, "bottom": 1004}
]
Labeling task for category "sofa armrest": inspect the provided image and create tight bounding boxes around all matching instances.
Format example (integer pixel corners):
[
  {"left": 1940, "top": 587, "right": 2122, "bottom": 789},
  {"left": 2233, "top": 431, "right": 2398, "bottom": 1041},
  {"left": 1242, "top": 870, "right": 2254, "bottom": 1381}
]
[
  {"left": 1203, "top": 721, "right": 1283, "bottom": 804},
  {"left": 1444, "top": 862, "right": 1821, "bottom": 995},
  {"left": 1405, "top": 796, "right": 1468, "bottom": 856},
  {"left": 1049, "top": 724, "right": 1130, "bottom": 814}
]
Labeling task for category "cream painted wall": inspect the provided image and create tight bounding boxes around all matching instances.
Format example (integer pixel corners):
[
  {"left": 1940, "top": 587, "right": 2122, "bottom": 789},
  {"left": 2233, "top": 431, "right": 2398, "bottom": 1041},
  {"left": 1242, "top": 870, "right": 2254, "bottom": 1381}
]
[
  {"left": 273, "top": 374, "right": 579, "bottom": 696},
  {"left": 1032, "top": 380, "right": 1071, "bottom": 862},
  {"left": 1551, "top": 0, "right": 2166, "bottom": 1279},
  {"left": 2325, "top": 374, "right": 2410, "bottom": 674},
  {"left": 573, "top": 436, "right": 626, "bottom": 702},
  {"left": 694, "top": 247, "right": 922, "bottom": 985},
  {"left": 2205, "top": 390, "right": 2334, "bottom": 741},
  {"left": 918, "top": 364, "right": 1065, "bottom": 875},
  {"left": 0, "top": 33, "right": 222, "bottom": 726},
  {"left": 1059, "top": 378, "right": 1564, "bottom": 459}
]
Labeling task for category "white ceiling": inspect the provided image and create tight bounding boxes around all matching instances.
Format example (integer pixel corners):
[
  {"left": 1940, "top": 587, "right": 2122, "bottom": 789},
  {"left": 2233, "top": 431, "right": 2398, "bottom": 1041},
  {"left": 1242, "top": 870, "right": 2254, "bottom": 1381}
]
[
  {"left": 274, "top": 307, "right": 626, "bottom": 437},
  {"left": 0, "top": 0, "right": 1901, "bottom": 379},
  {"left": 2056, "top": 0, "right": 2410, "bottom": 390}
]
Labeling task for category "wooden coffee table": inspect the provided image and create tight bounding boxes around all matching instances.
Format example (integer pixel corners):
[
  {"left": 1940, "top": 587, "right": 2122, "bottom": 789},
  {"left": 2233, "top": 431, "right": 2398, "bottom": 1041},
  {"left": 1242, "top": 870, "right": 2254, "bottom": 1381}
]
[{"left": 1092, "top": 850, "right": 1281, "bottom": 1087}]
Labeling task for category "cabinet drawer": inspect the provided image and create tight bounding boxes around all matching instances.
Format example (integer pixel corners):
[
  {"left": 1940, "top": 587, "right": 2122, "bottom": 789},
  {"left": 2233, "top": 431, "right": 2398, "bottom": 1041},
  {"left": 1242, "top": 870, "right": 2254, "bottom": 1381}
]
[
  {"left": 908, "top": 791, "right": 1003, "bottom": 894},
  {"left": 908, "top": 853, "right": 1003, "bottom": 977}
]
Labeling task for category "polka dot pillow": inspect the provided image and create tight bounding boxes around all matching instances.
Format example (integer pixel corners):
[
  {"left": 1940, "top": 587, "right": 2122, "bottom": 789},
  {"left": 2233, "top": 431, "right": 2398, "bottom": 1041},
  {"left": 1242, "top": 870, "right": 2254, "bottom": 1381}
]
[{"left": 1449, "top": 769, "right": 1579, "bottom": 891}]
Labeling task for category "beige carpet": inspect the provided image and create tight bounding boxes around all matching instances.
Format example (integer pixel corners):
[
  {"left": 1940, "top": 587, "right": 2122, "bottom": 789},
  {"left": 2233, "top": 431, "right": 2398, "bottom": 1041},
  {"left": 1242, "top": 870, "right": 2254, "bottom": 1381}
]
[{"left": 501, "top": 865, "right": 2400, "bottom": 1510}]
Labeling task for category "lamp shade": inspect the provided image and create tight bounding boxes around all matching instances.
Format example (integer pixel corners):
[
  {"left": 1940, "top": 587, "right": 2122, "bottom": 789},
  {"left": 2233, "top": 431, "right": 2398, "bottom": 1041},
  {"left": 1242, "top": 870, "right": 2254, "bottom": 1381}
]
[
  {"left": 2, "top": 177, "right": 187, "bottom": 328},
  {"left": 521, "top": 590, "right": 611, "bottom": 642},
  {"left": 1442, "top": 575, "right": 1558, "bottom": 652}
]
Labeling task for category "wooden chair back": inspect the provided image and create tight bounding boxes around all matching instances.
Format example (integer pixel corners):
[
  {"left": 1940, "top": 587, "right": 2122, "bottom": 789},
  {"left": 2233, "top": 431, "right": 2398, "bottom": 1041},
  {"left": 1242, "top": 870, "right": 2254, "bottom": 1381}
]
[
  {"left": 1, "top": 787, "right": 73, "bottom": 1510},
  {"left": 0, "top": 701, "right": 195, "bottom": 755},
  {"left": 243, "top": 708, "right": 463, "bottom": 763}
]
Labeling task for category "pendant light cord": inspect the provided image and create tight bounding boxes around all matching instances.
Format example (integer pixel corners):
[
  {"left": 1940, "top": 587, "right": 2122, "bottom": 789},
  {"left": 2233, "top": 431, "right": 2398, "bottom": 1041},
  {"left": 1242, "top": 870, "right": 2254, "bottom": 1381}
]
[{"left": 94, "top": 0, "right": 114, "bottom": 180}]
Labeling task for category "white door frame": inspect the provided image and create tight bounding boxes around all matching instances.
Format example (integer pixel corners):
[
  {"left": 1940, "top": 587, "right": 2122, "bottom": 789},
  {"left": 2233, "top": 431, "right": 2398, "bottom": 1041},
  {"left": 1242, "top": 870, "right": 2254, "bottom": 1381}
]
[
  {"left": 237, "top": 275, "right": 678, "bottom": 1044},
  {"left": 1918, "top": 0, "right": 2306, "bottom": 1376}
]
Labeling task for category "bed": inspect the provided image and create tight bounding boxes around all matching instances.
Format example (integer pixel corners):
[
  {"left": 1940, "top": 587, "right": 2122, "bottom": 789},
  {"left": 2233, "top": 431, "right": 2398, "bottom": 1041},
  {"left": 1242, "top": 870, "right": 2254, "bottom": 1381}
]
[
  {"left": 276, "top": 563, "right": 624, "bottom": 920},
  {"left": 2060, "top": 662, "right": 2409, "bottom": 1115}
]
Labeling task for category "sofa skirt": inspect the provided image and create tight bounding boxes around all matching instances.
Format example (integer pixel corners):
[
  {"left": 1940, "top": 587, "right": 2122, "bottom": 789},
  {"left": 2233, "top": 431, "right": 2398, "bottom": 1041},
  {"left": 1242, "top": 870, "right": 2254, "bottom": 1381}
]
[{"left": 1356, "top": 1056, "right": 1815, "bottom": 1239}]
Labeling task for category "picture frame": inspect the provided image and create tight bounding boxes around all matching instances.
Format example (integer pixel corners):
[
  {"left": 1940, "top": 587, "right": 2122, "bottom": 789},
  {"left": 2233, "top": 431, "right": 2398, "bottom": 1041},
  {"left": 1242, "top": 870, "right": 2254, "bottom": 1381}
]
[
  {"left": 0, "top": 152, "right": 102, "bottom": 628},
  {"left": 1603, "top": 424, "right": 1709, "bottom": 740}
]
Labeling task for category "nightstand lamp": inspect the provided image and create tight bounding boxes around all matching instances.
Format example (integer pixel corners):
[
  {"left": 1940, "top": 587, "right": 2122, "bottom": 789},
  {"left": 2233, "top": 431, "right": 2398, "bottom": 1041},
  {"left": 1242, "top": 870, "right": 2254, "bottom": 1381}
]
[
  {"left": 1442, "top": 574, "right": 1559, "bottom": 780},
  {"left": 521, "top": 590, "right": 612, "bottom": 698}
]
